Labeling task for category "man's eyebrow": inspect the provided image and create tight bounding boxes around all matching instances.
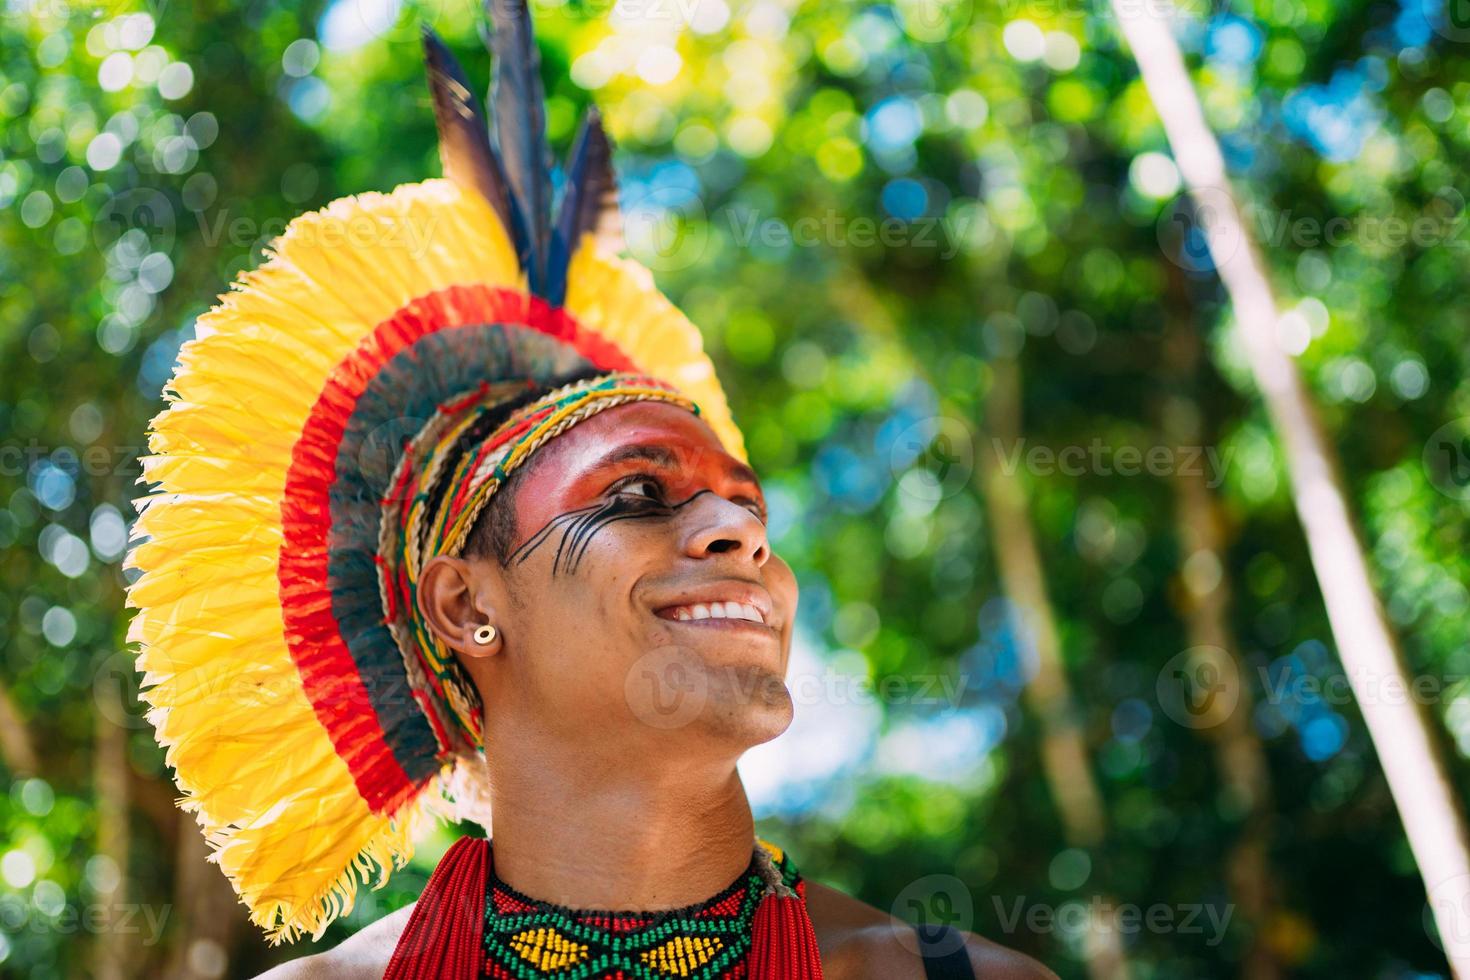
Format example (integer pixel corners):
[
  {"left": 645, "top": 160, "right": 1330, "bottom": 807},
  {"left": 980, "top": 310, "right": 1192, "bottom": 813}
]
[
  {"left": 585, "top": 444, "right": 680, "bottom": 471},
  {"left": 725, "top": 461, "right": 760, "bottom": 488},
  {"left": 582, "top": 443, "right": 762, "bottom": 489}
]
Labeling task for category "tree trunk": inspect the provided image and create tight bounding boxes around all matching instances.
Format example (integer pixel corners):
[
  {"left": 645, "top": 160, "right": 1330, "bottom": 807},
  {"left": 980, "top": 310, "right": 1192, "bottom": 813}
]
[
  {"left": 93, "top": 714, "right": 130, "bottom": 980},
  {"left": 828, "top": 272, "right": 1132, "bottom": 977},
  {"left": 1161, "top": 306, "right": 1281, "bottom": 980},
  {"left": 163, "top": 830, "right": 248, "bottom": 980},
  {"left": 1115, "top": 6, "right": 1470, "bottom": 972},
  {"left": 0, "top": 681, "right": 38, "bottom": 776},
  {"left": 981, "top": 357, "right": 1131, "bottom": 980}
]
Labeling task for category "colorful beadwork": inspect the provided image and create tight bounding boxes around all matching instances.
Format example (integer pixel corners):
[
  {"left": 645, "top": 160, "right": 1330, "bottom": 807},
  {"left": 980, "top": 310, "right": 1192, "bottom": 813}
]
[{"left": 482, "top": 844, "right": 803, "bottom": 979}]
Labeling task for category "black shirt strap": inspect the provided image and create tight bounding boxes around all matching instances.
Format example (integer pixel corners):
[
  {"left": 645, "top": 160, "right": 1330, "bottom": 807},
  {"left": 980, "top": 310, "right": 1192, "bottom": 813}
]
[{"left": 915, "top": 923, "right": 977, "bottom": 979}]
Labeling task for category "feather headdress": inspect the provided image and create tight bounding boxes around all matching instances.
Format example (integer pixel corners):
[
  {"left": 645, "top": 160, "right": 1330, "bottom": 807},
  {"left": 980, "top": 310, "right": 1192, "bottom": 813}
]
[{"left": 125, "top": 0, "right": 742, "bottom": 943}]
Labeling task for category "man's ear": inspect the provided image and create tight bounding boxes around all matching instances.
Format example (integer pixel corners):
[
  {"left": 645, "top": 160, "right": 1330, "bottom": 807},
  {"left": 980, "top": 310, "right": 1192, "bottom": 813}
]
[{"left": 417, "top": 554, "right": 505, "bottom": 661}]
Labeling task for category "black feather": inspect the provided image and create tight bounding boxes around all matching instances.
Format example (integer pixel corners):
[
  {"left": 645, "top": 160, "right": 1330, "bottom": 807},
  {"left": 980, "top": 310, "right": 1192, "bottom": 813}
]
[
  {"left": 486, "top": 0, "right": 553, "bottom": 294},
  {"left": 547, "top": 107, "right": 621, "bottom": 306},
  {"left": 420, "top": 27, "right": 526, "bottom": 259}
]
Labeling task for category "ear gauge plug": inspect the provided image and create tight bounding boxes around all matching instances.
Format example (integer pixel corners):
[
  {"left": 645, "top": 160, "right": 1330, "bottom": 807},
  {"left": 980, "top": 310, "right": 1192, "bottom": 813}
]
[{"left": 473, "top": 624, "right": 498, "bottom": 645}]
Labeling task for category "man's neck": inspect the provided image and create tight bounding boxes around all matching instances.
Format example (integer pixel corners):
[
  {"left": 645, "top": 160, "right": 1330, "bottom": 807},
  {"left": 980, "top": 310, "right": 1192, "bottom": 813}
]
[{"left": 483, "top": 736, "right": 757, "bottom": 912}]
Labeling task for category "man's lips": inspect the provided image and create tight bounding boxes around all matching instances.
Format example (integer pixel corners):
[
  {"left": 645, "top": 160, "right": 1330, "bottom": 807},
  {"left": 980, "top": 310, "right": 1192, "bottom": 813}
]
[
  {"left": 652, "top": 583, "right": 775, "bottom": 628},
  {"left": 654, "top": 608, "right": 778, "bottom": 638}
]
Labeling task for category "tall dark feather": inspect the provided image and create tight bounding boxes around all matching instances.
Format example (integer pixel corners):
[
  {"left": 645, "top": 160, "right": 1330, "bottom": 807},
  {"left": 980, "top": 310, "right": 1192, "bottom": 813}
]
[
  {"left": 546, "top": 107, "right": 622, "bottom": 306},
  {"left": 420, "top": 27, "right": 526, "bottom": 260},
  {"left": 486, "top": 0, "right": 553, "bottom": 294}
]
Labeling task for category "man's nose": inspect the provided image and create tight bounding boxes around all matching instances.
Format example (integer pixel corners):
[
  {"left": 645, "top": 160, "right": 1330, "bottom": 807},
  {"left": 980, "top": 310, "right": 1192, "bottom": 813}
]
[{"left": 682, "top": 494, "right": 770, "bottom": 567}]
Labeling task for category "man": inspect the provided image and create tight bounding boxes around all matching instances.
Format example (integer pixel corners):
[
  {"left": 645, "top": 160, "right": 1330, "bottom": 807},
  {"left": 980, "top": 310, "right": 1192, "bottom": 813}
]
[
  {"left": 127, "top": 3, "right": 1054, "bottom": 977},
  {"left": 261, "top": 391, "right": 1053, "bottom": 979}
]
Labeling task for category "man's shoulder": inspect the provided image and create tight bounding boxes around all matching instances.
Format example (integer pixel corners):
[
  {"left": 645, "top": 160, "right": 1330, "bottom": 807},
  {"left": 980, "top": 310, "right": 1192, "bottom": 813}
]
[
  {"left": 803, "top": 880, "right": 1056, "bottom": 980},
  {"left": 252, "top": 902, "right": 415, "bottom": 980}
]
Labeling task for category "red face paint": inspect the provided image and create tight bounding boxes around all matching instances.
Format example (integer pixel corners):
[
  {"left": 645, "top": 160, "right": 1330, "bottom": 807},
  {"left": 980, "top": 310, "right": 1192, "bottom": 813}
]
[{"left": 507, "top": 401, "right": 767, "bottom": 560}]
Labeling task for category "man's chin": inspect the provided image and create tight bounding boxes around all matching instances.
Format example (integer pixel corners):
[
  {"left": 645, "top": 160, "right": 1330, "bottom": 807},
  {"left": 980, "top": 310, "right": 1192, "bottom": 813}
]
[
  {"left": 622, "top": 642, "right": 793, "bottom": 746},
  {"left": 700, "top": 662, "right": 795, "bottom": 746}
]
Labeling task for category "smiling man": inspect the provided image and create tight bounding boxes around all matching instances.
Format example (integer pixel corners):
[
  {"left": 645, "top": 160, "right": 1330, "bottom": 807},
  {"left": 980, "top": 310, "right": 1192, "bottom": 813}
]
[
  {"left": 262, "top": 381, "right": 1053, "bottom": 979},
  {"left": 126, "top": 3, "right": 1053, "bottom": 979}
]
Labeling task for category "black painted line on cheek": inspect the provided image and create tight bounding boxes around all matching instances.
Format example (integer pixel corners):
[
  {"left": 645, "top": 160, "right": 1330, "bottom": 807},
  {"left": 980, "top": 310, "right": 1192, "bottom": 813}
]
[
  {"left": 564, "top": 510, "right": 668, "bottom": 573},
  {"left": 553, "top": 501, "right": 618, "bottom": 576},
  {"left": 558, "top": 499, "right": 661, "bottom": 576},
  {"left": 505, "top": 505, "right": 600, "bottom": 569},
  {"left": 514, "top": 488, "right": 729, "bottom": 578},
  {"left": 559, "top": 489, "right": 717, "bottom": 576}
]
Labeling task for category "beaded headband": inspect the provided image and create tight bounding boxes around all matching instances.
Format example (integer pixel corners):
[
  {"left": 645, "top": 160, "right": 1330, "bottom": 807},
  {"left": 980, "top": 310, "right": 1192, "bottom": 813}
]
[{"left": 380, "top": 371, "right": 701, "bottom": 755}]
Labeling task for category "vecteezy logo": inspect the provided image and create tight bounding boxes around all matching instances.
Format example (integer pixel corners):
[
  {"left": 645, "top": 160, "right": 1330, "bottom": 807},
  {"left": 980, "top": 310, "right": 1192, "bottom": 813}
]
[
  {"left": 624, "top": 646, "right": 708, "bottom": 730},
  {"left": 1424, "top": 419, "right": 1470, "bottom": 500},
  {"left": 94, "top": 650, "right": 151, "bottom": 730},
  {"left": 1427, "top": 0, "right": 1470, "bottom": 43},
  {"left": 621, "top": 183, "right": 710, "bottom": 273},
  {"left": 893, "top": 0, "right": 974, "bottom": 42},
  {"left": 346, "top": 0, "right": 451, "bottom": 44},
  {"left": 1426, "top": 873, "right": 1470, "bottom": 958},
  {"left": 889, "top": 416, "right": 975, "bottom": 503},
  {"left": 1156, "top": 185, "right": 1244, "bottom": 274},
  {"left": 1156, "top": 646, "right": 1239, "bottom": 730},
  {"left": 94, "top": 187, "right": 177, "bottom": 256},
  {"left": 358, "top": 415, "right": 430, "bottom": 501},
  {"left": 890, "top": 875, "right": 973, "bottom": 956}
]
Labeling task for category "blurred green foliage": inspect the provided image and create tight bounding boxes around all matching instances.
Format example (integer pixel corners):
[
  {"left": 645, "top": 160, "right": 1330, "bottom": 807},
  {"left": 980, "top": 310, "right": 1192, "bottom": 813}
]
[{"left": 2, "top": 0, "right": 1469, "bottom": 976}]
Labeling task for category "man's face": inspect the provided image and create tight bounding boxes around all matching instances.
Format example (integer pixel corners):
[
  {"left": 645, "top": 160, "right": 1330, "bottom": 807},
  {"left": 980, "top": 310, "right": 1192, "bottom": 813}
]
[{"left": 472, "top": 400, "right": 798, "bottom": 753}]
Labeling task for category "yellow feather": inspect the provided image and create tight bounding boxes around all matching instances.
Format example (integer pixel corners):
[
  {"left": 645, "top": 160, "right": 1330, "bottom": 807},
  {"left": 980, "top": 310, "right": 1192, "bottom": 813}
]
[
  {"left": 562, "top": 241, "right": 746, "bottom": 462},
  {"left": 129, "top": 180, "right": 517, "bottom": 942}
]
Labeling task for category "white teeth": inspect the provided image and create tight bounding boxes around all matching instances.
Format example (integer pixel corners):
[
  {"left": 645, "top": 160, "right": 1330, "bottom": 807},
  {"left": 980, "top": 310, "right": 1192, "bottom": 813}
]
[{"left": 666, "top": 601, "right": 766, "bottom": 623}]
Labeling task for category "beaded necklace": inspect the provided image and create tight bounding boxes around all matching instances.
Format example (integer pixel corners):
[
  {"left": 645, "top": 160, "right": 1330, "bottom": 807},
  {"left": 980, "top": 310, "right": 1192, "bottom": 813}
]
[
  {"left": 482, "top": 842, "right": 806, "bottom": 980},
  {"left": 383, "top": 837, "right": 824, "bottom": 980}
]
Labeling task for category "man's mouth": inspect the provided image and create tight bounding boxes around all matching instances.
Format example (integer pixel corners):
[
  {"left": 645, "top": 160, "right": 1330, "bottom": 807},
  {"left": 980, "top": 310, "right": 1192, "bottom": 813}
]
[
  {"left": 660, "top": 600, "right": 767, "bottom": 624},
  {"left": 653, "top": 585, "right": 775, "bottom": 627}
]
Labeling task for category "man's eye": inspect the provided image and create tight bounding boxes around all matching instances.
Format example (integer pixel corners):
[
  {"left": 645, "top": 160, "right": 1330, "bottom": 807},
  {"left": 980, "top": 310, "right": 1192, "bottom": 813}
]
[{"left": 614, "top": 475, "right": 664, "bottom": 500}]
